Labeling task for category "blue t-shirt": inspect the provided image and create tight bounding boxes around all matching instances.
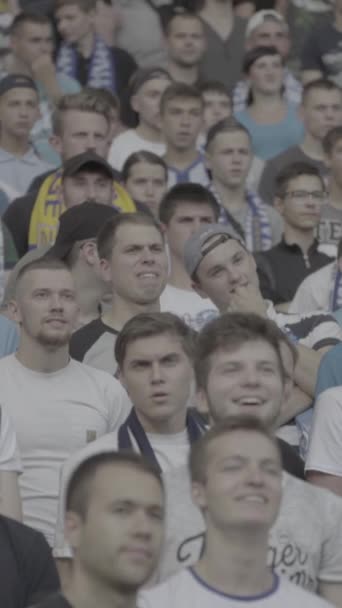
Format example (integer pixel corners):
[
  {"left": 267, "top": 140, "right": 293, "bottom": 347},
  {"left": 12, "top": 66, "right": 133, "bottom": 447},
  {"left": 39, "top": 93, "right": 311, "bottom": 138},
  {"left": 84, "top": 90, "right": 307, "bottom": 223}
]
[{"left": 235, "top": 103, "right": 305, "bottom": 160}]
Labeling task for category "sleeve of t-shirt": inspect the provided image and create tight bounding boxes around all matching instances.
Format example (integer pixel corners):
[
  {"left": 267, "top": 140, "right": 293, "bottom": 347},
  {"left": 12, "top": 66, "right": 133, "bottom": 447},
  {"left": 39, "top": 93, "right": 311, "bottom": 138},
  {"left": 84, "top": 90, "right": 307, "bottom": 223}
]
[
  {"left": 315, "top": 345, "right": 342, "bottom": 397},
  {"left": 104, "top": 375, "right": 132, "bottom": 431},
  {"left": 0, "top": 404, "right": 22, "bottom": 472},
  {"left": 301, "top": 28, "right": 323, "bottom": 71},
  {"left": 306, "top": 389, "right": 342, "bottom": 476}
]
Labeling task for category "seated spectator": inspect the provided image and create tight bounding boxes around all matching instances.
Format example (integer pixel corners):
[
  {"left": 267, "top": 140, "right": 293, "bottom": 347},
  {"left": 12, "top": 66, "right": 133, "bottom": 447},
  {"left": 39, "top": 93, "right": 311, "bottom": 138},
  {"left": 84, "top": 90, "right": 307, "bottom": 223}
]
[
  {"left": 159, "top": 183, "right": 219, "bottom": 330},
  {"left": 318, "top": 126, "right": 342, "bottom": 256},
  {"left": 235, "top": 46, "right": 304, "bottom": 161},
  {"left": 122, "top": 152, "right": 168, "bottom": 219},
  {"left": 164, "top": 11, "right": 206, "bottom": 86},
  {"left": 233, "top": 9, "right": 302, "bottom": 113},
  {"left": 0, "top": 514, "right": 60, "bottom": 608},
  {"left": 205, "top": 118, "right": 283, "bottom": 250},
  {"left": 197, "top": 0, "right": 247, "bottom": 92},
  {"left": 301, "top": 0, "right": 342, "bottom": 86},
  {"left": 108, "top": 68, "right": 171, "bottom": 171},
  {"left": 3, "top": 91, "right": 136, "bottom": 257},
  {"left": 47, "top": 201, "right": 119, "bottom": 328},
  {"left": 3, "top": 11, "right": 81, "bottom": 166},
  {"left": 3, "top": 257, "right": 130, "bottom": 545},
  {"left": 259, "top": 79, "right": 342, "bottom": 205},
  {"left": 0, "top": 75, "right": 51, "bottom": 199},
  {"left": 256, "top": 162, "right": 332, "bottom": 307},
  {"left": 161, "top": 83, "right": 208, "bottom": 187},
  {"left": 69, "top": 213, "right": 168, "bottom": 375},
  {"left": 55, "top": 0, "right": 137, "bottom": 99}
]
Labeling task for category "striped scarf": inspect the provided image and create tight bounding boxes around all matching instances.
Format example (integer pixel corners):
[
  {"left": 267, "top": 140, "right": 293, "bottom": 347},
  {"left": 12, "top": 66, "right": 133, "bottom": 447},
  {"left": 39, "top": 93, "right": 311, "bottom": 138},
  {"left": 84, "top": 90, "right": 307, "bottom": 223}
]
[
  {"left": 210, "top": 184, "right": 273, "bottom": 251},
  {"left": 56, "top": 36, "right": 116, "bottom": 92}
]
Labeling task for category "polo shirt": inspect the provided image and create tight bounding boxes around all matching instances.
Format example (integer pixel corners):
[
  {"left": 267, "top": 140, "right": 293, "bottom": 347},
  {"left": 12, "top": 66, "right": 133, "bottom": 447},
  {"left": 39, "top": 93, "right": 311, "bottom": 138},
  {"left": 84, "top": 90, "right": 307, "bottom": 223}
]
[
  {"left": 256, "top": 237, "right": 333, "bottom": 304},
  {"left": 0, "top": 147, "right": 51, "bottom": 197}
]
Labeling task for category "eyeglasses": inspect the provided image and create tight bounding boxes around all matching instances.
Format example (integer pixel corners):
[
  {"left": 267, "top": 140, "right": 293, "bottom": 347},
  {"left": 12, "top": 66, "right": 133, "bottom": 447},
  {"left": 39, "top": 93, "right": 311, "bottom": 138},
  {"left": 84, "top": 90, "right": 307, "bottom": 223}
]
[{"left": 283, "top": 190, "right": 326, "bottom": 202}]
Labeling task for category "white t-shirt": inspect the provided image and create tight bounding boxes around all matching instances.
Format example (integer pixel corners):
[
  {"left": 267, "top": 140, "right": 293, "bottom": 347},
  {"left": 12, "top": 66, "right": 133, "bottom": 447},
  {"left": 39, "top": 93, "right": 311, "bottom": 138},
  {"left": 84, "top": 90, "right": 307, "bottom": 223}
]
[
  {"left": 160, "top": 284, "right": 218, "bottom": 331},
  {"left": 306, "top": 387, "right": 342, "bottom": 476},
  {"left": 0, "top": 355, "right": 131, "bottom": 545},
  {"left": 139, "top": 568, "right": 332, "bottom": 608},
  {"left": 108, "top": 130, "right": 166, "bottom": 171},
  {"left": 157, "top": 466, "right": 342, "bottom": 591},
  {"left": 54, "top": 424, "right": 191, "bottom": 559},
  {"left": 289, "top": 263, "right": 334, "bottom": 314},
  {"left": 0, "top": 404, "right": 21, "bottom": 473}
]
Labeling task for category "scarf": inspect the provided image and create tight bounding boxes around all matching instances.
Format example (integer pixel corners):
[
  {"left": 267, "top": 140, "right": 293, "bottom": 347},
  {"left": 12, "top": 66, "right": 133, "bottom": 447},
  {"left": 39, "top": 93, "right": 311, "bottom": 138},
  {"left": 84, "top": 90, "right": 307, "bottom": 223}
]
[
  {"left": 210, "top": 184, "right": 273, "bottom": 251},
  {"left": 329, "top": 261, "right": 342, "bottom": 311},
  {"left": 56, "top": 36, "right": 116, "bottom": 92},
  {"left": 118, "top": 408, "right": 206, "bottom": 473},
  {"left": 28, "top": 169, "right": 136, "bottom": 250}
]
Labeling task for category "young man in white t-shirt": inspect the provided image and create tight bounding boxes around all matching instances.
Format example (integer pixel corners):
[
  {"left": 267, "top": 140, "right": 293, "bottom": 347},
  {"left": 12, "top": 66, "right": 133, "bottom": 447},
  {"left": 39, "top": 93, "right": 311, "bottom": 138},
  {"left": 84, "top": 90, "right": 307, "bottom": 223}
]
[
  {"left": 159, "top": 182, "right": 219, "bottom": 330},
  {"left": 3, "top": 257, "right": 130, "bottom": 546},
  {"left": 140, "top": 417, "right": 332, "bottom": 608}
]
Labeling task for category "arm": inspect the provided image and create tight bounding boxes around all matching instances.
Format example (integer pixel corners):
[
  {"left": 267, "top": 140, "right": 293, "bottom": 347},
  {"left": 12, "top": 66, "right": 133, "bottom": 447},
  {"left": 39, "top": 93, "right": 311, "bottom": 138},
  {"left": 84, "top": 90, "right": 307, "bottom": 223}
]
[
  {"left": 306, "top": 470, "right": 342, "bottom": 497},
  {"left": 292, "top": 343, "right": 323, "bottom": 397},
  {"left": 277, "top": 385, "right": 312, "bottom": 426}
]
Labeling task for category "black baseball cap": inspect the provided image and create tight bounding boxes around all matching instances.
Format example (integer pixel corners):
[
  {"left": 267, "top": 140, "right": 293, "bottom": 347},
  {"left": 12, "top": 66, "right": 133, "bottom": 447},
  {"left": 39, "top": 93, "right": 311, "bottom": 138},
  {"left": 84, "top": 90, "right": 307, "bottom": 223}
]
[
  {"left": 0, "top": 74, "right": 38, "bottom": 96},
  {"left": 62, "top": 151, "right": 115, "bottom": 180},
  {"left": 48, "top": 201, "right": 119, "bottom": 260}
]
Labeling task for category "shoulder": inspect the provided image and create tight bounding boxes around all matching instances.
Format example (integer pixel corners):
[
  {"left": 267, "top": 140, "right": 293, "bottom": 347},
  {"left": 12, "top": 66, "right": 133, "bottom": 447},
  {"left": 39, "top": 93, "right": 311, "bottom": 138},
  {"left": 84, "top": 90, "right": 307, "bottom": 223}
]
[{"left": 69, "top": 319, "right": 115, "bottom": 360}]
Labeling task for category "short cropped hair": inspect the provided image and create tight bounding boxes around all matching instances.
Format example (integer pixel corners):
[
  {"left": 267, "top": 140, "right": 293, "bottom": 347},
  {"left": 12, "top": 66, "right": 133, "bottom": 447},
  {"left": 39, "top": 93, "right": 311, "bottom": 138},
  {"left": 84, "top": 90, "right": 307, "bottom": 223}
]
[
  {"left": 160, "top": 82, "right": 203, "bottom": 115},
  {"left": 274, "top": 161, "right": 325, "bottom": 197},
  {"left": 66, "top": 451, "right": 164, "bottom": 520},
  {"left": 199, "top": 80, "right": 231, "bottom": 99},
  {"left": 115, "top": 312, "right": 197, "bottom": 368},
  {"left": 323, "top": 126, "right": 342, "bottom": 156},
  {"left": 302, "top": 78, "right": 342, "bottom": 104},
  {"left": 205, "top": 117, "right": 251, "bottom": 151},
  {"left": 159, "top": 183, "right": 220, "bottom": 225},
  {"left": 122, "top": 151, "right": 168, "bottom": 184},
  {"left": 189, "top": 415, "right": 282, "bottom": 484},
  {"left": 55, "top": 0, "right": 96, "bottom": 13},
  {"left": 97, "top": 212, "right": 165, "bottom": 261},
  {"left": 164, "top": 10, "right": 204, "bottom": 36},
  {"left": 14, "top": 257, "right": 70, "bottom": 297},
  {"left": 9, "top": 11, "right": 52, "bottom": 35},
  {"left": 51, "top": 89, "right": 112, "bottom": 136},
  {"left": 194, "top": 312, "right": 292, "bottom": 390}
]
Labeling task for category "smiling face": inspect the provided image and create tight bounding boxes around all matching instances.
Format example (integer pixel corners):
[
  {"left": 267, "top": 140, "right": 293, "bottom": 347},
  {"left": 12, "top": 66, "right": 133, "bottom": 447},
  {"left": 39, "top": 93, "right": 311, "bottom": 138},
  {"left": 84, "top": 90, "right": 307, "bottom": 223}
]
[{"left": 192, "top": 430, "right": 282, "bottom": 532}]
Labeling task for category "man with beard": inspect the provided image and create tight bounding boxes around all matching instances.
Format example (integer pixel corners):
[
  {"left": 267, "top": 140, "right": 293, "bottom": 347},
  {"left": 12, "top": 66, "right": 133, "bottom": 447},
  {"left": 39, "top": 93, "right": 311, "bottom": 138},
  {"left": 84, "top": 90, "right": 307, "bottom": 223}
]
[{"left": 0, "top": 257, "right": 131, "bottom": 546}]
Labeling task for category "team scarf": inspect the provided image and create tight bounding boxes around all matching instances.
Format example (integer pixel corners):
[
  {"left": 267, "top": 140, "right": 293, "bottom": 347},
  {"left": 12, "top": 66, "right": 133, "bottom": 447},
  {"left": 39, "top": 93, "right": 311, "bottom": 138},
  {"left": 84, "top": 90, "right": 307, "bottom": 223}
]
[
  {"left": 56, "top": 35, "right": 116, "bottom": 92},
  {"left": 329, "top": 261, "right": 342, "bottom": 311},
  {"left": 28, "top": 169, "right": 136, "bottom": 250},
  {"left": 118, "top": 408, "right": 206, "bottom": 473},
  {"left": 210, "top": 184, "right": 273, "bottom": 252}
]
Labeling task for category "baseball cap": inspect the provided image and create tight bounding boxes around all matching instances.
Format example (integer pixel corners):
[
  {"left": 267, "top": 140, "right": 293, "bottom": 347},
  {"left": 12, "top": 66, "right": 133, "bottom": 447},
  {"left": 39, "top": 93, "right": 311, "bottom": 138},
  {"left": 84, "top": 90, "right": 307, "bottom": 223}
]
[
  {"left": 0, "top": 74, "right": 38, "bottom": 97},
  {"left": 62, "top": 151, "right": 115, "bottom": 180},
  {"left": 183, "top": 224, "right": 245, "bottom": 279},
  {"left": 246, "top": 10, "right": 288, "bottom": 38},
  {"left": 130, "top": 67, "right": 171, "bottom": 97},
  {"left": 48, "top": 201, "right": 119, "bottom": 260}
]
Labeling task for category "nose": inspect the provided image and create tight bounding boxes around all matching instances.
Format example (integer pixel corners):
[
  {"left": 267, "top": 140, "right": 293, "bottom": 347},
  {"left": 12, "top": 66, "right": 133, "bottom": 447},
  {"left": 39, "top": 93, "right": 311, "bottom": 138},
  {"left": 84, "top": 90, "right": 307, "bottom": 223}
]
[
  {"left": 49, "top": 294, "right": 64, "bottom": 310},
  {"left": 84, "top": 134, "right": 97, "bottom": 151},
  {"left": 246, "top": 465, "right": 264, "bottom": 486},
  {"left": 141, "top": 246, "right": 156, "bottom": 265},
  {"left": 132, "top": 510, "right": 154, "bottom": 538},
  {"left": 145, "top": 181, "right": 154, "bottom": 197},
  {"left": 241, "top": 366, "right": 260, "bottom": 387},
  {"left": 84, "top": 182, "right": 97, "bottom": 200},
  {"left": 151, "top": 361, "right": 163, "bottom": 384}
]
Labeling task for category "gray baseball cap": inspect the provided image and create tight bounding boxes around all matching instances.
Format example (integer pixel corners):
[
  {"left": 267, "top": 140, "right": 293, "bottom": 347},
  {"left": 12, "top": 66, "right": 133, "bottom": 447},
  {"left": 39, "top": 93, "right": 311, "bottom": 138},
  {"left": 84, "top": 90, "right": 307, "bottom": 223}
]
[{"left": 183, "top": 224, "right": 245, "bottom": 279}]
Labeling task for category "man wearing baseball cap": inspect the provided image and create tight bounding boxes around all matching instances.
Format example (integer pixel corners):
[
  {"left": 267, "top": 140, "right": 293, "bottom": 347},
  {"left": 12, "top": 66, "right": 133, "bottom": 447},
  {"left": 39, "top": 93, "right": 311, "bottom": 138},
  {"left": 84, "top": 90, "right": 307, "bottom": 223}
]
[
  {"left": 183, "top": 223, "right": 342, "bottom": 431},
  {"left": 0, "top": 74, "right": 51, "bottom": 199},
  {"left": 108, "top": 67, "right": 172, "bottom": 171},
  {"left": 233, "top": 10, "right": 302, "bottom": 113}
]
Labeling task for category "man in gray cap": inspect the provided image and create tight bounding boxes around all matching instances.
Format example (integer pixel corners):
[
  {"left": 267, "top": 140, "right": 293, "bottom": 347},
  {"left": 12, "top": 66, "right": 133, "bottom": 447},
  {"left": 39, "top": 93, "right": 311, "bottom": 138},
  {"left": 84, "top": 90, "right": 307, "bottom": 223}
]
[{"left": 184, "top": 223, "right": 342, "bottom": 435}]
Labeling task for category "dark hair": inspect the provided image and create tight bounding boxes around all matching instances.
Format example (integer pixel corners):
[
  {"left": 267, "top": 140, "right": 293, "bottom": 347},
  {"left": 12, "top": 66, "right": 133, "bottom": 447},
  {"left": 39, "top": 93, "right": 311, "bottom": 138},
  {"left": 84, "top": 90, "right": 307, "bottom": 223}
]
[
  {"left": 164, "top": 10, "right": 204, "bottom": 36},
  {"left": 302, "top": 78, "right": 342, "bottom": 104},
  {"left": 243, "top": 45, "right": 282, "bottom": 74},
  {"left": 194, "top": 312, "right": 290, "bottom": 390},
  {"left": 189, "top": 415, "right": 282, "bottom": 483},
  {"left": 205, "top": 117, "right": 251, "bottom": 151},
  {"left": 275, "top": 161, "right": 325, "bottom": 198},
  {"left": 55, "top": 0, "right": 96, "bottom": 13},
  {"left": 66, "top": 451, "right": 164, "bottom": 519},
  {"left": 16, "top": 257, "right": 70, "bottom": 289},
  {"left": 115, "top": 312, "right": 197, "bottom": 368},
  {"left": 122, "top": 151, "right": 168, "bottom": 183},
  {"left": 97, "top": 212, "right": 165, "bottom": 261},
  {"left": 159, "top": 183, "right": 220, "bottom": 225},
  {"left": 323, "top": 126, "right": 342, "bottom": 156},
  {"left": 10, "top": 11, "right": 52, "bottom": 35},
  {"left": 160, "top": 82, "right": 203, "bottom": 115},
  {"left": 199, "top": 80, "right": 231, "bottom": 99}
]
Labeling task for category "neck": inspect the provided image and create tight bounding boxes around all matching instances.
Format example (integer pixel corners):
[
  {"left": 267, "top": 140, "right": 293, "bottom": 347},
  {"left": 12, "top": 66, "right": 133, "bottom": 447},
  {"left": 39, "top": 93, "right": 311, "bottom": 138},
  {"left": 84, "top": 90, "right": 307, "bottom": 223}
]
[
  {"left": 168, "top": 254, "right": 193, "bottom": 290},
  {"left": 213, "top": 179, "right": 246, "bottom": 212},
  {"left": 76, "top": 29, "right": 95, "bottom": 58},
  {"left": 103, "top": 295, "right": 161, "bottom": 332},
  {"left": 0, "top": 131, "right": 30, "bottom": 156},
  {"left": 328, "top": 175, "right": 342, "bottom": 209},
  {"left": 283, "top": 225, "right": 315, "bottom": 254},
  {"left": 300, "top": 133, "right": 325, "bottom": 161},
  {"left": 194, "top": 522, "right": 273, "bottom": 597},
  {"left": 164, "top": 145, "right": 198, "bottom": 169},
  {"left": 65, "top": 563, "right": 137, "bottom": 608},
  {"left": 250, "top": 91, "right": 283, "bottom": 107},
  {"left": 136, "top": 123, "right": 164, "bottom": 143},
  {"left": 167, "top": 62, "right": 199, "bottom": 86},
  {"left": 16, "top": 335, "right": 70, "bottom": 373},
  {"left": 136, "top": 408, "right": 187, "bottom": 435}
]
